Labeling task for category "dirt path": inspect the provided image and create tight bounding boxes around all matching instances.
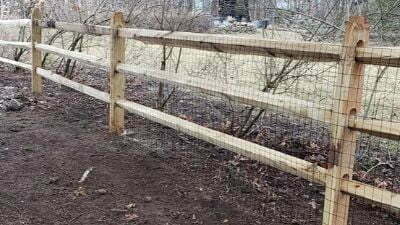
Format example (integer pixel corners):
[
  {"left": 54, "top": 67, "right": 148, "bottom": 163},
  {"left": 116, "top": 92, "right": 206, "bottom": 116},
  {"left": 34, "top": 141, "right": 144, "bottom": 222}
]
[{"left": 0, "top": 70, "right": 398, "bottom": 225}]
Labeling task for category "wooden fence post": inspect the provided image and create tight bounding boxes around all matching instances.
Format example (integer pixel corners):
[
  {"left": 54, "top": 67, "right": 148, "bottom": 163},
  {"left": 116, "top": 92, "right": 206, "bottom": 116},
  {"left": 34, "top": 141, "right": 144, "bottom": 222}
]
[
  {"left": 109, "top": 12, "right": 126, "bottom": 134},
  {"left": 31, "top": 8, "right": 42, "bottom": 94},
  {"left": 322, "top": 16, "right": 369, "bottom": 225}
]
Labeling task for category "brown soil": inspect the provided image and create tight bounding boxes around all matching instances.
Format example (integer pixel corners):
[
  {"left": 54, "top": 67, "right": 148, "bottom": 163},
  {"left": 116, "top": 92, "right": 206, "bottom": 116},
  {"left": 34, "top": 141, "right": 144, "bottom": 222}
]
[{"left": 0, "top": 69, "right": 398, "bottom": 225}]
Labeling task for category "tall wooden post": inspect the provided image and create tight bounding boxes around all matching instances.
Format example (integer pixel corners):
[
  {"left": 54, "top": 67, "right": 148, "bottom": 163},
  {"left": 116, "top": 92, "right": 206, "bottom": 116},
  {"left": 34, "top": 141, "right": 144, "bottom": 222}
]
[
  {"left": 31, "top": 8, "right": 42, "bottom": 94},
  {"left": 109, "top": 12, "right": 126, "bottom": 134},
  {"left": 322, "top": 17, "right": 369, "bottom": 225}
]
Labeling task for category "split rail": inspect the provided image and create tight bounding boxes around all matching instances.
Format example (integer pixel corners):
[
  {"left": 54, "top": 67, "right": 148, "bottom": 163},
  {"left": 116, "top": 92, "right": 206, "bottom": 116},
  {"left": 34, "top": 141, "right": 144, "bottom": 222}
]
[{"left": 0, "top": 10, "right": 399, "bottom": 225}]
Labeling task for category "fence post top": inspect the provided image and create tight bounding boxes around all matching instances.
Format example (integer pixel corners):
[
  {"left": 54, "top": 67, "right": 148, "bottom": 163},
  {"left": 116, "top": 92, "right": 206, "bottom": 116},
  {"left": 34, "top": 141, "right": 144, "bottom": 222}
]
[
  {"left": 343, "top": 16, "right": 370, "bottom": 48},
  {"left": 31, "top": 7, "right": 41, "bottom": 16},
  {"left": 111, "top": 12, "right": 125, "bottom": 25},
  {"left": 346, "top": 16, "right": 369, "bottom": 30}
]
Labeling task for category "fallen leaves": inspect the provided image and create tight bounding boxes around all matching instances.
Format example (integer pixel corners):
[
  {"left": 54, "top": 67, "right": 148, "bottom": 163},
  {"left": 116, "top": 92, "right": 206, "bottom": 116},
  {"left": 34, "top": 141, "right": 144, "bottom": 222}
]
[
  {"left": 308, "top": 200, "right": 317, "bottom": 210},
  {"left": 374, "top": 178, "right": 392, "bottom": 189},
  {"left": 126, "top": 203, "right": 136, "bottom": 209},
  {"left": 73, "top": 186, "right": 87, "bottom": 197}
]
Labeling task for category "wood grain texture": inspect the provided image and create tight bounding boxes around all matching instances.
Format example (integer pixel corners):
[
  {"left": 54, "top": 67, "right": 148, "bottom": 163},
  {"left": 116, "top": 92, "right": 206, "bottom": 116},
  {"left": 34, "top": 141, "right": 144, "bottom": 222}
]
[
  {"left": 0, "top": 40, "right": 31, "bottom": 49},
  {"left": 36, "top": 68, "right": 109, "bottom": 103},
  {"left": 40, "top": 21, "right": 111, "bottom": 36},
  {"left": 31, "top": 8, "right": 43, "bottom": 94},
  {"left": 119, "top": 28, "right": 342, "bottom": 62},
  {"left": 341, "top": 179, "right": 400, "bottom": 211},
  {"left": 356, "top": 47, "right": 400, "bottom": 68},
  {"left": 35, "top": 44, "right": 106, "bottom": 69},
  {"left": 349, "top": 117, "right": 400, "bottom": 141},
  {"left": 0, "top": 19, "right": 30, "bottom": 27},
  {"left": 5, "top": 19, "right": 400, "bottom": 67},
  {"left": 108, "top": 12, "right": 126, "bottom": 135},
  {"left": 0, "top": 56, "right": 31, "bottom": 70},
  {"left": 322, "top": 16, "right": 370, "bottom": 225}
]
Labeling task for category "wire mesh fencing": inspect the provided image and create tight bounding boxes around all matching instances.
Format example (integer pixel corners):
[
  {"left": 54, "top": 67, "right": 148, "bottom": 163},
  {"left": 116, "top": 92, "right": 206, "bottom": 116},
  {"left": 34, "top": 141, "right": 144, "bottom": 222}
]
[
  {"left": 119, "top": 18, "right": 399, "bottom": 225},
  {"left": 0, "top": 12, "right": 399, "bottom": 225}
]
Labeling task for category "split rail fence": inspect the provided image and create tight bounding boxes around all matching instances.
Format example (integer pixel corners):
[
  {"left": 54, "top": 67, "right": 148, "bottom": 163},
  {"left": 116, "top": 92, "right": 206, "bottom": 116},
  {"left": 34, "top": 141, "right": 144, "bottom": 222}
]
[{"left": 0, "top": 9, "right": 399, "bottom": 225}]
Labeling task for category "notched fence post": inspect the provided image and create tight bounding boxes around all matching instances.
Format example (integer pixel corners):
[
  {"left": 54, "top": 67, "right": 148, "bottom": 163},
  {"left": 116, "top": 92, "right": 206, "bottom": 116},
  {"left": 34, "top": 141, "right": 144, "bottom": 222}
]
[
  {"left": 109, "top": 12, "right": 126, "bottom": 135},
  {"left": 31, "top": 8, "right": 42, "bottom": 94},
  {"left": 322, "top": 16, "right": 369, "bottom": 225}
]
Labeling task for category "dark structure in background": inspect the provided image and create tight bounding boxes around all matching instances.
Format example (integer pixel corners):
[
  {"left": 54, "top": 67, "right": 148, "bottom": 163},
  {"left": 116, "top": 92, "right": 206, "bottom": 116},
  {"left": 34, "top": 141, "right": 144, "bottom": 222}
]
[{"left": 218, "top": 0, "right": 250, "bottom": 21}]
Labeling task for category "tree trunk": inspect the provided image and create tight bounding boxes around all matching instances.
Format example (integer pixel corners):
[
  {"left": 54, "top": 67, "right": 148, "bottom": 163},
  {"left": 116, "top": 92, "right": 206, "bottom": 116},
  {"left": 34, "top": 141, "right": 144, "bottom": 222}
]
[
  {"left": 218, "top": 0, "right": 249, "bottom": 21},
  {"left": 211, "top": 0, "right": 219, "bottom": 16},
  {"left": 219, "top": 0, "right": 236, "bottom": 18}
]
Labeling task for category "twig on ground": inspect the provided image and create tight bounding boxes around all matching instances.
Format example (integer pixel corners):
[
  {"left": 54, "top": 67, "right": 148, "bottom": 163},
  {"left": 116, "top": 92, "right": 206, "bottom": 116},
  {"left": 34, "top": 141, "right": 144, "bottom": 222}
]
[{"left": 78, "top": 167, "right": 94, "bottom": 183}]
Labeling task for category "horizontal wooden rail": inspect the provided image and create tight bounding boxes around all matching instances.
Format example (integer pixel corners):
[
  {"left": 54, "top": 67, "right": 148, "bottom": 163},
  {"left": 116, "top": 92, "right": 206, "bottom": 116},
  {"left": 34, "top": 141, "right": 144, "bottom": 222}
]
[
  {"left": 349, "top": 117, "right": 400, "bottom": 140},
  {"left": 3, "top": 19, "right": 400, "bottom": 67},
  {"left": 39, "top": 21, "right": 111, "bottom": 36},
  {"left": 0, "top": 56, "right": 31, "bottom": 70},
  {"left": 0, "top": 40, "right": 31, "bottom": 49},
  {"left": 0, "top": 19, "right": 30, "bottom": 27},
  {"left": 117, "top": 99, "right": 328, "bottom": 184},
  {"left": 35, "top": 44, "right": 107, "bottom": 69},
  {"left": 357, "top": 47, "right": 400, "bottom": 68},
  {"left": 36, "top": 68, "right": 110, "bottom": 103},
  {"left": 119, "top": 28, "right": 342, "bottom": 62},
  {"left": 341, "top": 179, "right": 400, "bottom": 210},
  {"left": 118, "top": 99, "right": 400, "bottom": 211},
  {"left": 118, "top": 64, "right": 333, "bottom": 123}
]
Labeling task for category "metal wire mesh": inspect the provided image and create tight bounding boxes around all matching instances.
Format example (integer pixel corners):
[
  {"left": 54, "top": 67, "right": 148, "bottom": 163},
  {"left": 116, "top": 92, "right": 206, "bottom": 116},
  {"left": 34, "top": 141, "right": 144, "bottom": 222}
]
[
  {"left": 0, "top": 15, "right": 398, "bottom": 225},
  {"left": 120, "top": 31, "right": 399, "bottom": 224}
]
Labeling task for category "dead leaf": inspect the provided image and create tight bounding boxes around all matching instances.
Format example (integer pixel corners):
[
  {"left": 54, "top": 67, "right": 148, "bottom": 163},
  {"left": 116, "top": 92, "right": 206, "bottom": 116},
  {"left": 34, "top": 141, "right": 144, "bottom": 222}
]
[
  {"left": 126, "top": 203, "right": 136, "bottom": 209},
  {"left": 309, "top": 142, "right": 320, "bottom": 150},
  {"left": 309, "top": 200, "right": 317, "bottom": 210},
  {"left": 374, "top": 178, "right": 391, "bottom": 189},
  {"left": 73, "top": 186, "right": 86, "bottom": 197},
  {"left": 229, "top": 160, "right": 239, "bottom": 166},
  {"left": 355, "top": 171, "right": 368, "bottom": 181}
]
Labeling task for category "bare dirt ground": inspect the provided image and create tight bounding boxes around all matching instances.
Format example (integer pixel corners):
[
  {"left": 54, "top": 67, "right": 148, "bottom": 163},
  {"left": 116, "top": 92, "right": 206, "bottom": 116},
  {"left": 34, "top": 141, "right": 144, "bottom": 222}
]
[{"left": 0, "top": 69, "right": 399, "bottom": 225}]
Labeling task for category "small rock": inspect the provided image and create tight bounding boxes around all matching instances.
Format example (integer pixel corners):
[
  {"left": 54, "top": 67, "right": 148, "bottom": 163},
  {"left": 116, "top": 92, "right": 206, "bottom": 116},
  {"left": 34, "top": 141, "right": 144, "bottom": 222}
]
[
  {"left": 144, "top": 196, "right": 152, "bottom": 203},
  {"left": 22, "top": 146, "right": 34, "bottom": 152},
  {"left": 9, "top": 126, "right": 22, "bottom": 132},
  {"left": 95, "top": 189, "right": 107, "bottom": 195},
  {"left": 4, "top": 99, "right": 24, "bottom": 111},
  {"left": 49, "top": 177, "right": 60, "bottom": 184}
]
